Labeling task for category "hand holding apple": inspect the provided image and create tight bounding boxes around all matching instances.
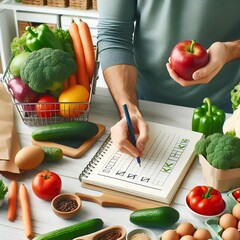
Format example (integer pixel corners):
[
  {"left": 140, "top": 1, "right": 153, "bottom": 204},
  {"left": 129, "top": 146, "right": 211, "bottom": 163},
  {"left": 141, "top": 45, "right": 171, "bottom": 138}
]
[{"left": 170, "top": 40, "right": 209, "bottom": 80}]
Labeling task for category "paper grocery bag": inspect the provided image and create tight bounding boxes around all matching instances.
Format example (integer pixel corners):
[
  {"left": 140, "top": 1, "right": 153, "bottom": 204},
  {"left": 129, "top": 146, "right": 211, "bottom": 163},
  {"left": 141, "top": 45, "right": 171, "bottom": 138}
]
[{"left": 0, "top": 82, "right": 20, "bottom": 173}]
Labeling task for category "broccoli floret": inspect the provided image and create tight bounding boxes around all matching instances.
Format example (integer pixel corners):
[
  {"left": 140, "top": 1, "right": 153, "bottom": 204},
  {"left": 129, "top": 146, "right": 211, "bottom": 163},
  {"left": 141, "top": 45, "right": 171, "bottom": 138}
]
[
  {"left": 194, "top": 133, "right": 222, "bottom": 157},
  {"left": 53, "top": 28, "right": 75, "bottom": 58},
  {"left": 205, "top": 134, "right": 240, "bottom": 170},
  {"left": 10, "top": 32, "right": 31, "bottom": 56},
  {"left": 20, "top": 48, "right": 77, "bottom": 98}
]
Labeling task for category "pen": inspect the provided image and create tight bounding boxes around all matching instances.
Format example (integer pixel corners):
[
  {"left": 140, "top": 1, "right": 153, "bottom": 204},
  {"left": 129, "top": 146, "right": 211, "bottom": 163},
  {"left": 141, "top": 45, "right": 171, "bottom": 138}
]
[{"left": 123, "top": 104, "right": 141, "bottom": 166}]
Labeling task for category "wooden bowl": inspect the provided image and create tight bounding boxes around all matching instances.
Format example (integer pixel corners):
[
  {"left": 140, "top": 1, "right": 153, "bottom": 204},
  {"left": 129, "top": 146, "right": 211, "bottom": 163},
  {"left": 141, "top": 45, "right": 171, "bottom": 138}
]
[
  {"left": 51, "top": 193, "right": 82, "bottom": 219},
  {"left": 73, "top": 225, "right": 126, "bottom": 240}
]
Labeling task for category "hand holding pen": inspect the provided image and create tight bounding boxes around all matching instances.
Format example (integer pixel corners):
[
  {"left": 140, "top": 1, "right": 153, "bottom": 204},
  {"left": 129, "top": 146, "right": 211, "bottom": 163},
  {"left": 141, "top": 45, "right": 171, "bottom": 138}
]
[{"left": 123, "top": 104, "right": 141, "bottom": 166}]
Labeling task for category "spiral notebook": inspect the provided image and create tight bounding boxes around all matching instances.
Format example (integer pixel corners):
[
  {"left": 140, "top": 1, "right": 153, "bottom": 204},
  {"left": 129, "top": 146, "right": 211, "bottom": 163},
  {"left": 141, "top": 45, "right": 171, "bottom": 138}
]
[{"left": 79, "top": 121, "right": 203, "bottom": 204}]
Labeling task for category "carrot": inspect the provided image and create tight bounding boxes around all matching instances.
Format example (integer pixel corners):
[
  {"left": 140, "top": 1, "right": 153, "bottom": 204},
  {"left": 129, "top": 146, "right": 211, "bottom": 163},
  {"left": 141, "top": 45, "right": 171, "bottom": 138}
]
[
  {"left": 78, "top": 19, "right": 95, "bottom": 83},
  {"left": 7, "top": 180, "right": 18, "bottom": 221},
  {"left": 19, "top": 183, "right": 33, "bottom": 239},
  {"left": 69, "top": 20, "right": 90, "bottom": 91},
  {"left": 68, "top": 73, "right": 78, "bottom": 86}
]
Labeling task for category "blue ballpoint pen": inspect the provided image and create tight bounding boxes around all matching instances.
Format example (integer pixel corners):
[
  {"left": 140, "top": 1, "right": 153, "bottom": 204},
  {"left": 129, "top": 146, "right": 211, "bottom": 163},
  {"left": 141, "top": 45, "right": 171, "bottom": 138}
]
[{"left": 123, "top": 104, "right": 141, "bottom": 166}]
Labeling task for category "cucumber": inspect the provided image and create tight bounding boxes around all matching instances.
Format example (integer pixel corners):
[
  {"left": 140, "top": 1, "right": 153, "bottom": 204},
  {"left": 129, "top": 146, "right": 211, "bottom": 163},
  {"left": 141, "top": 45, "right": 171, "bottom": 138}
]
[
  {"left": 33, "top": 218, "right": 104, "bottom": 240},
  {"left": 42, "top": 147, "right": 63, "bottom": 162},
  {"left": 32, "top": 121, "right": 99, "bottom": 141},
  {"left": 130, "top": 206, "right": 180, "bottom": 228}
]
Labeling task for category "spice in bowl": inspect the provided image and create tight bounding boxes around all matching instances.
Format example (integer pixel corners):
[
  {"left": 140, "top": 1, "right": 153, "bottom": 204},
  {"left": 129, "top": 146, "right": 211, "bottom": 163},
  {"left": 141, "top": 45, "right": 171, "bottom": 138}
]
[
  {"left": 127, "top": 228, "right": 156, "bottom": 240},
  {"left": 56, "top": 197, "right": 78, "bottom": 212},
  {"left": 51, "top": 193, "right": 81, "bottom": 219},
  {"left": 130, "top": 232, "right": 151, "bottom": 240},
  {"left": 97, "top": 230, "right": 122, "bottom": 240}
]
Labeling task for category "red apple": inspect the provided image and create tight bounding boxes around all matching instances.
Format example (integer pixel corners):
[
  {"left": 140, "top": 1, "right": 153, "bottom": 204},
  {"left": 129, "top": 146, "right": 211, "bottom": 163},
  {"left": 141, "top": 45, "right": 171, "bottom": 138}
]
[{"left": 170, "top": 40, "right": 209, "bottom": 80}]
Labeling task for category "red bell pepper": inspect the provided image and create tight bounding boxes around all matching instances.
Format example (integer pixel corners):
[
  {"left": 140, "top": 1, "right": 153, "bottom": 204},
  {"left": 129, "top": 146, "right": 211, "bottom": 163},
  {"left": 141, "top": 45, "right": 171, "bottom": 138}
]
[{"left": 186, "top": 186, "right": 225, "bottom": 216}]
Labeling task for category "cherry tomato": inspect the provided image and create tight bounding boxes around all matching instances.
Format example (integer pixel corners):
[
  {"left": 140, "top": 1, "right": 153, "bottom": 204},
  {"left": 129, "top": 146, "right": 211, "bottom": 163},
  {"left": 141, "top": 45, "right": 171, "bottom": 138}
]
[
  {"left": 233, "top": 189, "right": 240, "bottom": 202},
  {"left": 35, "top": 95, "right": 59, "bottom": 118},
  {"left": 32, "top": 170, "right": 62, "bottom": 201}
]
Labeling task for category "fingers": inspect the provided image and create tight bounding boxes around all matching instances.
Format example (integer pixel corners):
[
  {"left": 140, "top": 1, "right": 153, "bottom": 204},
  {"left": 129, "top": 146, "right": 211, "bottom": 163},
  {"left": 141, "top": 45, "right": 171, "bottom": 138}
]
[{"left": 110, "top": 116, "right": 149, "bottom": 158}]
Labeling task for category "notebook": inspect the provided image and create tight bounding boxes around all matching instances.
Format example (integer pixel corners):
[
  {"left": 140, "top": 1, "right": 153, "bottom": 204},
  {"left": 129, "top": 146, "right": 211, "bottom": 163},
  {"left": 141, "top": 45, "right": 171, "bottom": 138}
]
[{"left": 79, "top": 121, "right": 203, "bottom": 204}]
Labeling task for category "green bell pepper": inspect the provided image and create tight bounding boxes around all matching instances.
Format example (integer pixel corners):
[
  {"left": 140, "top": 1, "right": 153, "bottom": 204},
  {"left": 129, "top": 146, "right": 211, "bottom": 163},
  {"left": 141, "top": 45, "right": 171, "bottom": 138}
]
[
  {"left": 25, "top": 24, "right": 63, "bottom": 51},
  {"left": 192, "top": 97, "right": 226, "bottom": 136}
]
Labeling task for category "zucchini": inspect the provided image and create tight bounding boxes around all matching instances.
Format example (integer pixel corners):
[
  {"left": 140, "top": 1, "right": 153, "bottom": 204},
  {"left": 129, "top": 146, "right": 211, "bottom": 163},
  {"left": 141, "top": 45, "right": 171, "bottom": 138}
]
[
  {"left": 33, "top": 218, "right": 104, "bottom": 240},
  {"left": 42, "top": 147, "right": 63, "bottom": 162},
  {"left": 32, "top": 121, "right": 99, "bottom": 141}
]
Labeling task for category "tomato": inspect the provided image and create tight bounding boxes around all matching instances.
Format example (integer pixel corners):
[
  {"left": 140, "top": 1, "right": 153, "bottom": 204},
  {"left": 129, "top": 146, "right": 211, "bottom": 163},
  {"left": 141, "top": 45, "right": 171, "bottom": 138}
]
[
  {"left": 35, "top": 95, "right": 59, "bottom": 118},
  {"left": 32, "top": 170, "right": 62, "bottom": 201},
  {"left": 233, "top": 189, "right": 240, "bottom": 203},
  {"left": 58, "top": 85, "right": 90, "bottom": 118}
]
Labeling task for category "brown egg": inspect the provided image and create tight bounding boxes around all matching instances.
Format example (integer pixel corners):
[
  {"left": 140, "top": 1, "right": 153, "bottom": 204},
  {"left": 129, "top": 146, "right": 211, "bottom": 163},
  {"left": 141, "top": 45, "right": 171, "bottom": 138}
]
[
  {"left": 219, "top": 213, "right": 238, "bottom": 229},
  {"left": 161, "top": 229, "right": 180, "bottom": 240},
  {"left": 180, "top": 236, "right": 196, "bottom": 240},
  {"left": 176, "top": 222, "right": 196, "bottom": 237},
  {"left": 221, "top": 227, "right": 240, "bottom": 240},
  {"left": 232, "top": 203, "right": 240, "bottom": 220},
  {"left": 193, "top": 228, "right": 211, "bottom": 240},
  {"left": 15, "top": 146, "right": 45, "bottom": 170}
]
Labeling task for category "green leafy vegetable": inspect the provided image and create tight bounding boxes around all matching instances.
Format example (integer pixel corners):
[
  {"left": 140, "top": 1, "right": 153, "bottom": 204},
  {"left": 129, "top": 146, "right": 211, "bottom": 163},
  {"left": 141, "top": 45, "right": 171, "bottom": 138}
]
[
  {"left": 0, "top": 179, "right": 8, "bottom": 200},
  {"left": 53, "top": 28, "right": 75, "bottom": 58},
  {"left": 10, "top": 32, "right": 31, "bottom": 56},
  {"left": 231, "top": 83, "right": 240, "bottom": 111}
]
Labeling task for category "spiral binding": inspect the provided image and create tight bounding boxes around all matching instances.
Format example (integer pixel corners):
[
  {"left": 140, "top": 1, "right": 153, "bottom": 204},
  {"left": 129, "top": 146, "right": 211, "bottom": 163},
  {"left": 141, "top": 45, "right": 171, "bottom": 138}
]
[{"left": 79, "top": 134, "right": 113, "bottom": 182}]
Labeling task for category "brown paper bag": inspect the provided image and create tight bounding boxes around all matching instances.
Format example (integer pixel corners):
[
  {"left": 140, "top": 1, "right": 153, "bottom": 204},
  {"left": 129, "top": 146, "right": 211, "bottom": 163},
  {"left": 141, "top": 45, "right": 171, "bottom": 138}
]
[{"left": 0, "top": 82, "right": 20, "bottom": 174}]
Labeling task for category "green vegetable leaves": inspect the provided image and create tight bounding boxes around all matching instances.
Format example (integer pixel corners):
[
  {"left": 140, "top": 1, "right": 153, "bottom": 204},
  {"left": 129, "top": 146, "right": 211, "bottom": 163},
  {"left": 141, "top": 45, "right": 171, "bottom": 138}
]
[
  {"left": 231, "top": 83, "right": 240, "bottom": 110},
  {"left": 0, "top": 179, "right": 8, "bottom": 200}
]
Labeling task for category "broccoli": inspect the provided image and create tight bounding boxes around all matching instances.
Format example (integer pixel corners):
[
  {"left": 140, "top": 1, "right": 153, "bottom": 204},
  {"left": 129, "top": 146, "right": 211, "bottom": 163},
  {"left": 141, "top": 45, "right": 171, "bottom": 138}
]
[
  {"left": 0, "top": 179, "right": 8, "bottom": 200},
  {"left": 53, "top": 28, "right": 75, "bottom": 59},
  {"left": 10, "top": 32, "right": 31, "bottom": 56},
  {"left": 194, "top": 133, "right": 222, "bottom": 157},
  {"left": 195, "top": 133, "right": 240, "bottom": 170},
  {"left": 20, "top": 48, "right": 77, "bottom": 98}
]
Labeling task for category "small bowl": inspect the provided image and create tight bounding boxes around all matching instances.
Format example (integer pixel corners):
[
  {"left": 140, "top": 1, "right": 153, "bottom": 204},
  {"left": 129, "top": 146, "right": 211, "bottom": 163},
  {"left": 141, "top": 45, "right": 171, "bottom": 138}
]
[
  {"left": 127, "top": 228, "right": 156, "bottom": 240},
  {"left": 73, "top": 225, "right": 126, "bottom": 240},
  {"left": 185, "top": 197, "right": 226, "bottom": 221},
  {"left": 51, "top": 193, "right": 82, "bottom": 219}
]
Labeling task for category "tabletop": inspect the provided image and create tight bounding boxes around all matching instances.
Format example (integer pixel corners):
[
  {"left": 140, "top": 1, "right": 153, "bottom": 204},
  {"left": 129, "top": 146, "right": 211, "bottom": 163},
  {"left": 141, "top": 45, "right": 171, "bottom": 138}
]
[{"left": 0, "top": 87, "right": 225, "bottom": 240}]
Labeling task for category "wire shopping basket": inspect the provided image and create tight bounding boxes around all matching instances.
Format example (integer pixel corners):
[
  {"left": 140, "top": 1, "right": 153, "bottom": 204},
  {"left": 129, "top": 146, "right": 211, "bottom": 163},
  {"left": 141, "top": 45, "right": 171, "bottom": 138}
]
[{"left": 1, "top": 55, "right": 99, "bottom": 127}]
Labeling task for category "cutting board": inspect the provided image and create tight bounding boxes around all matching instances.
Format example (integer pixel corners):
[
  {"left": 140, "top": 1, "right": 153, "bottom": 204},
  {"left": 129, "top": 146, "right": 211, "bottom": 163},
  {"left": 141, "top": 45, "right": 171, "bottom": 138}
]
[{"left": 32, "top": 123, "right": 105, "bottom": 158}]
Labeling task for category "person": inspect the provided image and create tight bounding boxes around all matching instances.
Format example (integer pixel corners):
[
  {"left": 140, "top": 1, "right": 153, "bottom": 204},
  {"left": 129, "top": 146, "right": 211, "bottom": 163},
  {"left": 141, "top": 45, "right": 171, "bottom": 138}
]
[{"left": 97, "top": 0, "right": 240, "bottom": 158}]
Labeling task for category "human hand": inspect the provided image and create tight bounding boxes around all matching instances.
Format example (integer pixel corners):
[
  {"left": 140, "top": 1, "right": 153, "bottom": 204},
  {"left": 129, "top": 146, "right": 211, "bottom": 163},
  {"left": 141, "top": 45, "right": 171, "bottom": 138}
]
[
  {"left": 110, "top": 114, "right": 149, "bottom": 158},
  {"left": 166, "top": 41, "right": 228, "bottom": 86}
]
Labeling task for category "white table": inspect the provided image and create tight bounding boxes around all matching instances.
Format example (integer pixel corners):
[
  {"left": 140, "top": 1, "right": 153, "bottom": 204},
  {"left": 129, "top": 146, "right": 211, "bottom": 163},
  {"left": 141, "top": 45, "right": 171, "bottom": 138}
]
[{"left": 0, "top": 87, "right": 223, "bottom": 239}]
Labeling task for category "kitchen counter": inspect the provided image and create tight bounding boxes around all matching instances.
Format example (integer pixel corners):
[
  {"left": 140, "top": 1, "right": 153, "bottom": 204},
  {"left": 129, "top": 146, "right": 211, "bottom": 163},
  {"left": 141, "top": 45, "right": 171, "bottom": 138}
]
[{"left": 0, "top": 87, "right": 222, "bottom": 239}]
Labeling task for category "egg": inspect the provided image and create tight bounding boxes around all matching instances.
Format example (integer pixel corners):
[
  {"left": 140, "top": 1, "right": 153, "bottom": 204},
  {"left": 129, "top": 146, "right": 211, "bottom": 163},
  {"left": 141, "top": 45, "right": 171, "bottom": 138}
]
[
  {"left": 161, "top": 229, "right": 180, "bottom": 240},
  {"left": 180, "top": 236, "right": 195, "bottom": 240},
  {"left": 232, "top": 203, "right": 240, "bottom": 220},
  {"left": 193, "top": 228, "right": 211, "bottom": 240},
  {"left": 221, "top": 227, "right": 240, "bottom": 240},
  {"left": 176, "top": 222, "right": 196, "bottom": 237},
  {"left": 219, "top": 213, "right": 238, "bottom": 229},
  {"left": 15, "top": 146, "right": 44, "bottom": 170}
]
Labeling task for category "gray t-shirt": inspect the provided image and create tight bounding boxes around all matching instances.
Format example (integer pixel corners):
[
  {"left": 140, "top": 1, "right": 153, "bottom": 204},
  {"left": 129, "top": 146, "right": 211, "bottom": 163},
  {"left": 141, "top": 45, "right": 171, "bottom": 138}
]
[{"left": 97, "top": 0, "right": 240, "bottom": 113}]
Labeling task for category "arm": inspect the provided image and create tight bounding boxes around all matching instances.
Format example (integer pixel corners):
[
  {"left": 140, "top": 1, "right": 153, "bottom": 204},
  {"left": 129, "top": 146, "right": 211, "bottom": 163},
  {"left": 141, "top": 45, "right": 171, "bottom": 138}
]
[
  {"left": 167, "top": 40, "right": 240, "bottom": 86},
  {"left": 97, "top": 0, "right": 149, "bottom": 157},
  {"left": 103, "top": 64, "right": 149, "bottom": 157}
]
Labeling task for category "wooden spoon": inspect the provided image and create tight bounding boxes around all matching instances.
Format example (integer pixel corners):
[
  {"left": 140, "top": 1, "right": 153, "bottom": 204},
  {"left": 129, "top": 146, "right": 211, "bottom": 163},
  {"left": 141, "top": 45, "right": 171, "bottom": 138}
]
[{"left": 73, "top": 225, "right": 126, "bottom": 240}]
